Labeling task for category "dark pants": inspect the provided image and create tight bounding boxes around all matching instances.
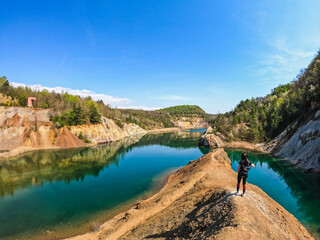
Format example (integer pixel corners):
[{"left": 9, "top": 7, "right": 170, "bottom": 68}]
[{"left": 237, "top": 173, "right": 248, "bottom": 185}]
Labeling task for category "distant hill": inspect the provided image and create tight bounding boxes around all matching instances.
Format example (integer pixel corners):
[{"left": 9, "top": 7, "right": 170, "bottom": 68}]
[
  {"left": 157, "top": 105, "right": 206, "bottom": 116},
  {"left": 116, "top": 105, "right": 210, "bottom": 129},
  {"left": 211, "top": 50, "right": 320, "bottom": 143}
]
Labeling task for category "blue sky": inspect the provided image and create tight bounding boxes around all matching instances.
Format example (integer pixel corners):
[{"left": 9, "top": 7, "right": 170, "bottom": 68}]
[{"left": 1, "top": 0, "right": 320, "bottom": 113}]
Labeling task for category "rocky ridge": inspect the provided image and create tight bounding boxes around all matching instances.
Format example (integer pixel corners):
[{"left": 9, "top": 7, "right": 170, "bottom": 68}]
[{"left": 66, "top": 149, "right": 313, "bottom": 240}]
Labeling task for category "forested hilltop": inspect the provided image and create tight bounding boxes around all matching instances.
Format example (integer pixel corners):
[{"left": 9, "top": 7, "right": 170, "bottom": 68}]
[
  {"left": 211, "top": 50, "right": 320, "bottom": 143},
  {"left": 0, "top": 79, "right": 209, "bottom": 129}
]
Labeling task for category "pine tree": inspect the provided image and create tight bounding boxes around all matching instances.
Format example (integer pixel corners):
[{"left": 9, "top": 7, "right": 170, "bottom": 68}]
[
  {"left": 67, "top": 104, "right": 86, "bottom": 125},
  {"left": 0, "top": 76, "right": 9, "bottom": 94},
  {"left": 89, "top": 103, "right": 101, "bottom": 124}
]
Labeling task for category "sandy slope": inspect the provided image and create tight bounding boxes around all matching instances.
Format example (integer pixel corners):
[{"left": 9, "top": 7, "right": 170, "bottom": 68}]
[{"left": 66, "top": 149, "right": 313, "bottom": 240}]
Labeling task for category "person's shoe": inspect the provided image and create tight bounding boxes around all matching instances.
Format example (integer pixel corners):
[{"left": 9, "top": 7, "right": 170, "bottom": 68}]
[
  {"left": 235, "top": 192, "right": 239, "bottom": 196},
  {"left": 241, "top": 193, "right": 245, "bottom": 197}
]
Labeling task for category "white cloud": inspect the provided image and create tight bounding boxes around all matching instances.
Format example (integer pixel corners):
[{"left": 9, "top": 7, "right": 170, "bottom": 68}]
[
  {"left": 254, "top": 36, "right": 318, "bottom": 86},
  {"left": 10, "top": 82, "right": 132, "bottom": 105},
  {"left": 117, "top": 106, "right": 160, "bottom": 111},
  {"left": 155, "top": 95, "right": 191, "bottom": 101},
  {"left": 269, "top": 36, "right": 314, "bottom": 58}
]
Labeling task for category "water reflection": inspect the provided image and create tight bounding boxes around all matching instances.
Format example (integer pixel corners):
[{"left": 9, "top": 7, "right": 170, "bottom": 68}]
[
  {"left": 0, "top": 134, "right": 145, "bottom": 197},
  {"left": 0, "top": 131, "right": 202, "bottom": 198},
  {"left": 132, "top": 131, "right": 203, "bottom": 149}
]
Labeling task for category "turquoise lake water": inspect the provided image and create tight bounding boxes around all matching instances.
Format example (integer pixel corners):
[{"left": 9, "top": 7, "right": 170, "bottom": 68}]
[
  {"left": 227, "top": 150, "right": 320, "bottom": 239},
  {"left": 0, "top": 131, "right": 206, "bottom": 239},
  {"left": 0, "top": 131, "right": 319, "bottom": 239}
]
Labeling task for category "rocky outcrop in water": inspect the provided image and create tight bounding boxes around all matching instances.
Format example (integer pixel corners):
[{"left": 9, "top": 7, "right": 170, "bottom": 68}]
[
  {"left": 198, "top": 127, "right": 264, "bottom": 152},
  {"left": 66, "top": 149, "right": 313, "bottom": 240}
]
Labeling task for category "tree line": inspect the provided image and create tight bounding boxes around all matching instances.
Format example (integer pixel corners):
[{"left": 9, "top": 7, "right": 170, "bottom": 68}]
[
  {"left": 211, "top": 50, "right": 320, "bottom": 143},
  {"left": 0, "top": 78, "right": 209, "bottom": 129}
]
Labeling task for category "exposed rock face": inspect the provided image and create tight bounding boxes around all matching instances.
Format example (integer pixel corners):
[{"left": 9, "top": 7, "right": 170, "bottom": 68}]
[
  {"left": 172, "top": 116, "right": 208, "bottom": 129},
  {"left": 267, "top": 110, "right": 320, "bottom": 172},
  {"left": 70, "top": 117, "right": 147, "bottom": 143},
  {"left": 198, "top": 127, "right": 264, "bottom": 152},
  {"left": 0, "top": 107, "right": 147, "bottom": 159},
  {"left": 0, "top": 106, "right": 54, "bottom": 151},
  {"left": 66, "top": 149, "right": 313, "bottom": 240}
]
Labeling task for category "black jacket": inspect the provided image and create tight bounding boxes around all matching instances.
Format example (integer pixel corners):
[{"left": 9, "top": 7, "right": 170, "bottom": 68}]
[{"left": 239, "top": 159, "right": 252, "bottom": 176}]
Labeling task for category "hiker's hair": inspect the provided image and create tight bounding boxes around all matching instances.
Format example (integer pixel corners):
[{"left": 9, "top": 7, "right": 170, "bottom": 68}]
[{"left": 241, "top": 152, "right": 248, "bottom": 161}]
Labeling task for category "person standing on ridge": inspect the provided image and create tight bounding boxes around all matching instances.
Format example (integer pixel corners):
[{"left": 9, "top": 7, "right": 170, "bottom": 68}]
[{"left": 236, "top": 152, "right": 255, "bottom": 197}]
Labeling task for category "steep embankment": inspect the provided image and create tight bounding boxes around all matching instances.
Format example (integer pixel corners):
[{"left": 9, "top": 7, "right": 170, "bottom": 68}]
[
  {"left": 264, "top": 110, "right": 320, "bottom": 172},
  {"left": 198, "top": 127, "right": 264, "bottom": 152},
  {"left": 66, "top": 149, "right": 312, "bottom": 240},
  {"left": 0, "top": 107, "right": 147, "bottom": 159}
]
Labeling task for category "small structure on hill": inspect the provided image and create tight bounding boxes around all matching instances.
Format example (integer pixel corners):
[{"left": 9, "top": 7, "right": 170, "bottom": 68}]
[{"left": 28, "top": 97, "right": 36, "bottom": 108}]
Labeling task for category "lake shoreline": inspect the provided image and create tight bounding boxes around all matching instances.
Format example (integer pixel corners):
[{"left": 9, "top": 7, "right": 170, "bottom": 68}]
[{"left": 147, "top": 127, "right": 181, "bottom": 134}]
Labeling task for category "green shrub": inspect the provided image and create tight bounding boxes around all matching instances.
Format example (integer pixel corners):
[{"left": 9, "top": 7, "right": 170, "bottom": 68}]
[
  {"left": 115, "top": 119, "right": 124, "bottom": 128},
  {"left": 18, "top": 93, "right": 28, "bottom": 107}
]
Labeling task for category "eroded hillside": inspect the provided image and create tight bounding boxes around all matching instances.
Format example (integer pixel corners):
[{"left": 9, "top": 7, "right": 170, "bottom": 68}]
[{"left": 0, "top": 107, "right": 147, "bottom": 159}]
